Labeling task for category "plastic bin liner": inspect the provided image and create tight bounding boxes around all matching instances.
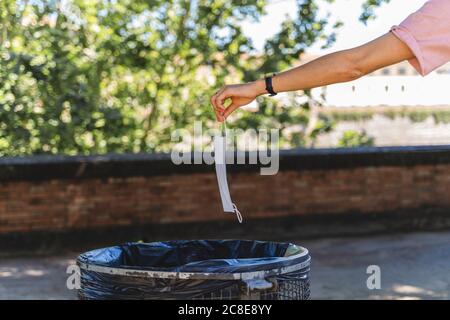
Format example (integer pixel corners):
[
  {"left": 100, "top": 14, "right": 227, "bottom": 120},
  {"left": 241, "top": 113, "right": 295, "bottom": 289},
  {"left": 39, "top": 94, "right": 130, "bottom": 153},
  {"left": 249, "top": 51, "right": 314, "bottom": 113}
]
[
  {"left": 77, "top": 240, "right": 310, "bottom": 300},
  {"left": 78, "top": 240, "right": 303, "bottom": 273}
]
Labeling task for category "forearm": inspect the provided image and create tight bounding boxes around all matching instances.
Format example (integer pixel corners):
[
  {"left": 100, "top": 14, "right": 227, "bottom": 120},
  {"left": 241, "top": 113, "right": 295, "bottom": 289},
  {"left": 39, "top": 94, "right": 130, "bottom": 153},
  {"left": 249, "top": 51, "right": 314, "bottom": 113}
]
[
  {"left": 266, "top": 50, "right": 363, "bottom": 93},
  {"left": 253, "top": 33, "right": 415, "bottom": 95},
  {"left": 211, "top": 33, "right": 415, "bottom": 121}
]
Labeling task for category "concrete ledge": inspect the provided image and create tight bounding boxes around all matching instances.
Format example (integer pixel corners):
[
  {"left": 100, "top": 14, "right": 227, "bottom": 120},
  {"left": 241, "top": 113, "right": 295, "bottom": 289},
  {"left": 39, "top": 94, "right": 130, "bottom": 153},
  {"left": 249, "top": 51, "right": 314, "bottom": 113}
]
[{"left": 1, "top": 145, "right": 450, "bottom": 182}]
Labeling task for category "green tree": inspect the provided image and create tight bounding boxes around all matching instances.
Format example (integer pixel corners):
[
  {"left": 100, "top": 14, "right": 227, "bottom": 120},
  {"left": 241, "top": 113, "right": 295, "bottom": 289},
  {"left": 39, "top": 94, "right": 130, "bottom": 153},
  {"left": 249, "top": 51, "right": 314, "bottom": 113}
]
[
  {"left": 338, "top": 130, "right": 374, "bottom": 148},
  {"left": 0, "top": 0, "right": 385, "bottom": 156},
  {"left": 360, "top": 0, "right": 391, "bottom": 23}
]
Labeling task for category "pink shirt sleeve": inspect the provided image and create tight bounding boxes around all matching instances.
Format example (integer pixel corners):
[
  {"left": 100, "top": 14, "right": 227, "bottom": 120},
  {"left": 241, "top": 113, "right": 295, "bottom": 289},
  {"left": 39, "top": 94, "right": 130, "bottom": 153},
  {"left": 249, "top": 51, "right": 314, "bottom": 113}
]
[{"left": 390, "top": 0, "right": 450, "bottom": 76}]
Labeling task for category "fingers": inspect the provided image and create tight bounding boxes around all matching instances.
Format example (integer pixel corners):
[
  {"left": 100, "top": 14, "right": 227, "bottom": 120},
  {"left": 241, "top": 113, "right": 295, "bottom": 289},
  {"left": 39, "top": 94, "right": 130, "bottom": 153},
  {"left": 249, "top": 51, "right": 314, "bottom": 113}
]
[
  {"left": 210, "top": 97, "right": 223, "bottom": 122},
  {"left": 210, "top": 87, "right": 228, "bottom": 122},
  {"left": 210, "top": 91, "right": 221, "bottom": 121},
  {"left": 215, "top": 88, "right": 230, "bottom": 110},
  {"left": 211, "top": 86, "right": 245, "bottom": 122}
]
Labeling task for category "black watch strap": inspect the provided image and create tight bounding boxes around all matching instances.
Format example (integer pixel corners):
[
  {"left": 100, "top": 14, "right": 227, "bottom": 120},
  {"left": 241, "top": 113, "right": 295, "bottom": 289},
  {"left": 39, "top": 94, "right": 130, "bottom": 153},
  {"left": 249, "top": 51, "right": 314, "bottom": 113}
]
[{"left": 265, "top": 74, "right": 277, "bottom": 96}]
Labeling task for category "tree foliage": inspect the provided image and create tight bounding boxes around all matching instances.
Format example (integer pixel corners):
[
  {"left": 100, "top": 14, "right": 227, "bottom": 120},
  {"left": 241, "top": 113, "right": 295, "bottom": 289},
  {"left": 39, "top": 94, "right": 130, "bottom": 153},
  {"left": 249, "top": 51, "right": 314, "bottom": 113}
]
[
  {"left": 360, "top": 0, "right": 391, "bottom": 23},
  {"left": 338, "top": 129, "right": 374, "bottom": 148},
  {"left": 0, "top": 0, "right": 384, "bottom": 156}
]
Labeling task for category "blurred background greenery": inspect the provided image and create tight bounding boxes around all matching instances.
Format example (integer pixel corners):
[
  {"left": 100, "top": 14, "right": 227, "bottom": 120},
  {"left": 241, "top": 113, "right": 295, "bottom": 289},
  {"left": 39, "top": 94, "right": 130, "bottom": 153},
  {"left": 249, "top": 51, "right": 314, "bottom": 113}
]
[{"left": 0, "top": 0, "right": 387, "bottom": 156}]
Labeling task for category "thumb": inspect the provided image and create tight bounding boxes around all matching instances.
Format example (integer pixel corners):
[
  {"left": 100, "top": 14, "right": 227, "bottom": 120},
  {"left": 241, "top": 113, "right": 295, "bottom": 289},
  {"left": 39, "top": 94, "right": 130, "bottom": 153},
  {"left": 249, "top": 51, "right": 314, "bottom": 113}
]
[{"left": 223, "top": 102, "right": 241, "bottom": 120}]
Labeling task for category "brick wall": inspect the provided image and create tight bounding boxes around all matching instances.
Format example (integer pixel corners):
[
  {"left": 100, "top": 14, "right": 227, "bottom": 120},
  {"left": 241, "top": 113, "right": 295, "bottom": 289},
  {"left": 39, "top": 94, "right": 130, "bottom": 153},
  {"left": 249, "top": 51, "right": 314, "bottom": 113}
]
[{"left": 1, "top": 146, "right": 450, "bottom": 244}]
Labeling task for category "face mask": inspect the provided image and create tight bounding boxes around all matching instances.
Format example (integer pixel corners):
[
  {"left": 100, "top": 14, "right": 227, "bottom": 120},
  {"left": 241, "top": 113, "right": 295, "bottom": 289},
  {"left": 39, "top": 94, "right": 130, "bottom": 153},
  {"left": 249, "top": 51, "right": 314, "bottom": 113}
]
[{"left": 214, "top": 126, "right": 243, "bottom": 223}]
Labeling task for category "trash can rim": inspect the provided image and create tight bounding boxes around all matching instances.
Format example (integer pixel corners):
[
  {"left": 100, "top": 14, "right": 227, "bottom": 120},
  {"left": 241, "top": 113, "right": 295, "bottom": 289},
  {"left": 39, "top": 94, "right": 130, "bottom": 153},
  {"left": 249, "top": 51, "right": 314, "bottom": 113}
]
[{"left": 77, "top": 247, "right": 310, "bottom": 281}]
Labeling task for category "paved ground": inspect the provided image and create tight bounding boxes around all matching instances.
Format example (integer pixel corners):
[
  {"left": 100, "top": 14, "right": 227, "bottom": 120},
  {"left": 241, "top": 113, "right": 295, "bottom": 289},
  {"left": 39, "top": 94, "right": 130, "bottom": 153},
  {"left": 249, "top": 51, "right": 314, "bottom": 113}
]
[
  {"left": 303, "top": 231, "right": 450, "bottom": 300},
  {"left": 0, "top": 231, "right": 449, "bottom": 300}
]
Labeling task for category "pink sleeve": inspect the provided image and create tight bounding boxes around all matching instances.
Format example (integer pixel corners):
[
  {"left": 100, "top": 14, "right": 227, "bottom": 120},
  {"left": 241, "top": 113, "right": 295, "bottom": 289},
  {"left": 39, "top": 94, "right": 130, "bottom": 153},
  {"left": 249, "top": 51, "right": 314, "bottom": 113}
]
[{"left": 390, "top": 0, "right": 450, "bottom": 76}]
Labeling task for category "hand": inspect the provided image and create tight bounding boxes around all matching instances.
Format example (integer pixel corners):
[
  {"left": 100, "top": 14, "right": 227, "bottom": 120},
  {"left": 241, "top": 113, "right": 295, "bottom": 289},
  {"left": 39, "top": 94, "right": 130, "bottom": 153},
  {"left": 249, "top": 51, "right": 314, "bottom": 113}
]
[{"left": 210, "top": 80, "right": 266, "bottom": 122}]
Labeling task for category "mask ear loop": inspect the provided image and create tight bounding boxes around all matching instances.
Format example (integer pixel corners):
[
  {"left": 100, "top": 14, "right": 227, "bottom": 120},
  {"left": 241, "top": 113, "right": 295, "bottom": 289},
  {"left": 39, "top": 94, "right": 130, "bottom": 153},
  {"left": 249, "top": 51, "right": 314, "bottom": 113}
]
[
  {"left": 233, "top": 203, "right": 243, "bottom": 224},
  {"left": 222, "top": 121, "right": 243, "bottom": 224}
]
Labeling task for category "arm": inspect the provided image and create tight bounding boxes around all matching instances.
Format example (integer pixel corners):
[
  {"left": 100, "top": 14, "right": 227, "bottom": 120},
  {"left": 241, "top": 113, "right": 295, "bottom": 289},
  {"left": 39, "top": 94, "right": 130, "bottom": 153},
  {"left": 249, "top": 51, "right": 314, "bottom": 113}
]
[{"left": 211, "top": 32, "right": 415, "bottom": 122}]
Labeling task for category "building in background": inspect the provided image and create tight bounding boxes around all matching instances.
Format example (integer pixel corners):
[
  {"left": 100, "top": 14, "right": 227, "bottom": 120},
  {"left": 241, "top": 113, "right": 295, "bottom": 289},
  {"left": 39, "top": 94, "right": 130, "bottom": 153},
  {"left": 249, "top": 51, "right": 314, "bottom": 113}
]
[
  {"left": 302, "top": 54, "right": 450, "bottom": 107},
  {"left": 291, "top": 55, "right": 450, "bottom": 147}
]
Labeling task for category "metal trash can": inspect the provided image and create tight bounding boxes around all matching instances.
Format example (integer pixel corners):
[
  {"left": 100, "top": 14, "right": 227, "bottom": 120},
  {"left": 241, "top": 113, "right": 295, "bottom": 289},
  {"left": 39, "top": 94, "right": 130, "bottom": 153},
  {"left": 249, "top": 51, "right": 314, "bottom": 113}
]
[{"left": 77, "top": 240, "right": 311, "bottom": 300}]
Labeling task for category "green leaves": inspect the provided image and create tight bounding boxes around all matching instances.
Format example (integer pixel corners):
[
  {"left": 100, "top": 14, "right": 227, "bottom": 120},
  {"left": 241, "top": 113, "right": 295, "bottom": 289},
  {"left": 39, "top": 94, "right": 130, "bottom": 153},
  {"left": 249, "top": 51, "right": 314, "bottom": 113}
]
[
  {"left": 338, "top": 130, "right": 375, "bottom": 148},
  {"left": 0, "top": 0, "right": 383, "bottom": 156},
  {"left": 360, "top": 0, "right": 391, "bottom": 24}
]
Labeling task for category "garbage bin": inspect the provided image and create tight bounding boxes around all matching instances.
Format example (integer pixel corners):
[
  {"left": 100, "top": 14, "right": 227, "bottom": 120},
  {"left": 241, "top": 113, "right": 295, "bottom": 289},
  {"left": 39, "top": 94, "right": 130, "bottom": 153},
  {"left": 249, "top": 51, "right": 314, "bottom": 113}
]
[{"left": 77, "top": 239, "right": 311, "bottom": 300}]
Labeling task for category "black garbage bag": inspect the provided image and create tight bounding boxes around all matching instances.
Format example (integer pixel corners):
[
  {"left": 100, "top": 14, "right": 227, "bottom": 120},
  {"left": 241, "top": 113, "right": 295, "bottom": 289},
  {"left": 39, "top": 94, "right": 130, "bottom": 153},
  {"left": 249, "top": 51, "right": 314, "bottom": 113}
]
[{"left": 77, "top": 240, "right": 311, "bottom": 300}]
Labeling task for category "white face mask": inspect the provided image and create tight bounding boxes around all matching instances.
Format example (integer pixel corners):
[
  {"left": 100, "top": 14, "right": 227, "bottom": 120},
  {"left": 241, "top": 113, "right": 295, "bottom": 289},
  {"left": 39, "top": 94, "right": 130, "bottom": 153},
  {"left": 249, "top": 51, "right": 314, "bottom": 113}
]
[{"left": 214, "top": 130, "right": 243, "bottom": 223}]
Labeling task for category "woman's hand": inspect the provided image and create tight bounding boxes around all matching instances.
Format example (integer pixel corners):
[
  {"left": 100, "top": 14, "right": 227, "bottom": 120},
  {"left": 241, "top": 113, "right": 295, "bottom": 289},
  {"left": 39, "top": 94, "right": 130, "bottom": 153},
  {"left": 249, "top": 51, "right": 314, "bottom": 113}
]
[{"left": 210, "top": 80, "right": 266, "bottom": 122}]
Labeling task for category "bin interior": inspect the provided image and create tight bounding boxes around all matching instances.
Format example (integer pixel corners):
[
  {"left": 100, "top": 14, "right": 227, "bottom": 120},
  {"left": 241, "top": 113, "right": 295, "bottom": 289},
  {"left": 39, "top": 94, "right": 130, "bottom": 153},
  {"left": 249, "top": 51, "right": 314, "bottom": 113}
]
[{"left": 80, "top": 240, "right": 304, "bottom": 271}]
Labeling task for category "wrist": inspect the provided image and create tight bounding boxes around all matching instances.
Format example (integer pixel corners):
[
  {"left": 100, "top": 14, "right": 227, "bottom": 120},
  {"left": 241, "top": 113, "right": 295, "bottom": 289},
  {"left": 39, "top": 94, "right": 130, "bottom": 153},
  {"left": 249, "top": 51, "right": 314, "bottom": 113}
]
[{"left": 251, "top": 79, "right": 267, "bottom": 96}]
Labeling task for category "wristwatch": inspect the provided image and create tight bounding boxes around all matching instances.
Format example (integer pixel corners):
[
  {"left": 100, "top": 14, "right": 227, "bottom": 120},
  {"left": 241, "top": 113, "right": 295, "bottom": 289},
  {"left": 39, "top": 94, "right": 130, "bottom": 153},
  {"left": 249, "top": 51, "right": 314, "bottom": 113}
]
[{"left": 265, "top": 74, "right": 277, "bottom": 96}]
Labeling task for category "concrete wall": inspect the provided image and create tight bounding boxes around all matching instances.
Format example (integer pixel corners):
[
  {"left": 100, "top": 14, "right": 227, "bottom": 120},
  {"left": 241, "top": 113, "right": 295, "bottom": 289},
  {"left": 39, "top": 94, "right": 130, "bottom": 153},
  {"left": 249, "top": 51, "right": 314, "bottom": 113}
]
[
  {"left": 315, "top": 75, "right": 450, "bottom": 107},
  {"left": 315, "top": 115, "right": 450, "bottom": 148}
]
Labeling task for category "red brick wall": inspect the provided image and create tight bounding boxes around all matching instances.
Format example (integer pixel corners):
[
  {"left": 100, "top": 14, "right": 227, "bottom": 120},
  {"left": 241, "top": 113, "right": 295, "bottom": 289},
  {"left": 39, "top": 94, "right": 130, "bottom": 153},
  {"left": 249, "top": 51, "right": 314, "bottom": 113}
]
[{"left": 1, "top": 161, "right": 450, "bottom": 235}]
